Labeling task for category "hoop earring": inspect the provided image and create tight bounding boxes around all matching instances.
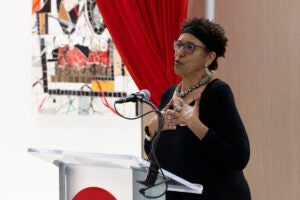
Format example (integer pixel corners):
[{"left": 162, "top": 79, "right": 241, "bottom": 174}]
[{"left": 205, "top": 64, "right": 213, "bottom": 77}]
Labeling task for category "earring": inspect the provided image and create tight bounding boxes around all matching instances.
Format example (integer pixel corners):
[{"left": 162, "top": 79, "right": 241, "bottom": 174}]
[{"left": 204, "top": 64, "right": 213, "bottom": 77}]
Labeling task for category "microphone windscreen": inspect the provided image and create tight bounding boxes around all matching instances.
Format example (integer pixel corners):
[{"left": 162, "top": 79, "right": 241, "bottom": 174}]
[{"left": 141, "top": 89, "right": 151, "bottom": 101}]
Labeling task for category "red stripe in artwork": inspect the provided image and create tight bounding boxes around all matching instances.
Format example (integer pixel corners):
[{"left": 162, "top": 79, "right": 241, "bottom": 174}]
[
  {"left": 32, "top": 0, "right": 40, "bottom": 13},
  {"left": 73, "top": 5, "right": 79, "bottom": 16}
]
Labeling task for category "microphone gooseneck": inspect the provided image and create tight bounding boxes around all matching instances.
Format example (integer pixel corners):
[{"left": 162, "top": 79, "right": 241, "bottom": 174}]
[
  {"left": 115, "top": 89, "right": 151, "bottom": 104},
  {"left": 113, "top": 90, "right": 168, "bottom": 198}
]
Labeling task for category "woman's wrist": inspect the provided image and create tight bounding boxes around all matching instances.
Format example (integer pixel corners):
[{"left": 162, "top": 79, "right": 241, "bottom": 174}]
[
  {"left": 146, "top": 117, "right": 157, "bottom": 137},
  {"left": 188, "top": 116, "right": 208, "bottom": 140}
]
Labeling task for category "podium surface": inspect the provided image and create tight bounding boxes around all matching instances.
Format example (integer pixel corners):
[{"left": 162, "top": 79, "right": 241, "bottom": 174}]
[{"left": 28, "top": 147, "right": 203, "bottom": 200}]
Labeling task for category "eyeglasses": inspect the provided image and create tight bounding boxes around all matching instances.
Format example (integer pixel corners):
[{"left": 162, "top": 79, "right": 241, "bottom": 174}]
[{"left": 173, "top": 40, "right": 207, "bottom": 54}]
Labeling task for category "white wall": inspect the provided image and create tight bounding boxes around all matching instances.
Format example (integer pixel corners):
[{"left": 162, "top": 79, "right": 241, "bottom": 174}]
[{"left": 0, "top": 2, "right": 142, "bottom": 200}]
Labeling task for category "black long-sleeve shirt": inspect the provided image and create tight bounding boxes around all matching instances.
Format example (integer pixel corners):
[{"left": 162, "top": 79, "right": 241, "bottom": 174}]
[{"left": 144, "top": 79, "right": 251, "bottom": 200}]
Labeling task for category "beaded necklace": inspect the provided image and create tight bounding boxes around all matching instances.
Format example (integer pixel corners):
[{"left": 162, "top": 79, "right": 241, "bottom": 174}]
[{"left": 175, "top": 75, "right": 211, "bottom": 98}]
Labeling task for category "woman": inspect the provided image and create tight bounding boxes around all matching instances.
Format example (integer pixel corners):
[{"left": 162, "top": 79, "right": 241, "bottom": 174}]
[{"left": 144, "top": 17, "right": 251, "bottom": 200}]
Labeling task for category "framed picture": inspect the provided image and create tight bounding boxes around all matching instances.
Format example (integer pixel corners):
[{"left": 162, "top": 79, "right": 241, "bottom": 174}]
[{"left": 32, "top": 0, "right": 135, "bottom": 115}]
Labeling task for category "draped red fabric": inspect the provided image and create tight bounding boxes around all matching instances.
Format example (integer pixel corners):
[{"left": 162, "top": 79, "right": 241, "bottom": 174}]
[{"left": 95, "top": 0, "right": 188, "bottom": 105}]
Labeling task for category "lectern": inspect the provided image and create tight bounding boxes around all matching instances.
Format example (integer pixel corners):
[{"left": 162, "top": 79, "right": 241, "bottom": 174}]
[{"left": 28, "top": 147, "right": 202, "bottom": 200}]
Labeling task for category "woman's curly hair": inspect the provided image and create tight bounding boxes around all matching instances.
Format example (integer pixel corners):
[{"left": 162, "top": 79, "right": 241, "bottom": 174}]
[{"left": 182, "top": 18, "right": 228, "bottom": 70}]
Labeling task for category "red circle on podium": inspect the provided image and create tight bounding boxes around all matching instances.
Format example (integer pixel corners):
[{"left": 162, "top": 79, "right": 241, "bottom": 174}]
[{"left": 72, "top": 187, "right": 117, "bottom": 200}]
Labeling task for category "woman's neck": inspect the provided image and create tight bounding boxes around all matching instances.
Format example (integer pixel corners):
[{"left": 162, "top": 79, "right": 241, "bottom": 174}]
[{"left": 181, "top": 72, "right": 208, "bottom": 91}]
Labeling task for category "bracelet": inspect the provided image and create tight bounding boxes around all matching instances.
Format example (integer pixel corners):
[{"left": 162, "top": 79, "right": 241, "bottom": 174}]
[
  {"left": 145, "top": 134, "right": 152, "bottom": 141},
  {"left": 144, "top": 126, "right": 152, "bottom": 141}
]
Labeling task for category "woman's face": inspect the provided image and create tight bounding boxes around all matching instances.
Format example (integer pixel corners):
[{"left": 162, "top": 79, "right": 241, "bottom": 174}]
[{"left": 174, "top": 33, "right": 209, "bottom": 79}]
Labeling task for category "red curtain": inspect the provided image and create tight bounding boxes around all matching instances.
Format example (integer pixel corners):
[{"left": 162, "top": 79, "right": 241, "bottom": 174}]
[{"left": 95, "top": 0, "right": 188, "bottom": 105}]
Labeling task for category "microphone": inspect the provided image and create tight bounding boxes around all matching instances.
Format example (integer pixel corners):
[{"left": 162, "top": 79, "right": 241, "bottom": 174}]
[{"left": 115, "top": 89, "right": 150, "bottom": 104}]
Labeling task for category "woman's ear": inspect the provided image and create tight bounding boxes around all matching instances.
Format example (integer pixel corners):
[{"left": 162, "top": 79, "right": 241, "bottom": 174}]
[{"left": 205, "top": 51, "right": 217, "bottom": 66}]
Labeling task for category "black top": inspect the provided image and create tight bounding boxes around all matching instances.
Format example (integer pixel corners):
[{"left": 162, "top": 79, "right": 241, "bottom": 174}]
[{"left": 144, "top": 79, "right": 251, "bottom": 200}]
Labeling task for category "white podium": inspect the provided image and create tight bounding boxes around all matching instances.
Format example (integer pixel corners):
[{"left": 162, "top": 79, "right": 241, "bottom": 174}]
[{"left": 28, "top": 147, "right": 202, "bottom": 200}]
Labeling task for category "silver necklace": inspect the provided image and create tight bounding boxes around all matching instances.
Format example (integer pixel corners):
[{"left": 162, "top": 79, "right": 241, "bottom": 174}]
[{"left": 175, "top": 75, "right": 210, "bottom": 98}]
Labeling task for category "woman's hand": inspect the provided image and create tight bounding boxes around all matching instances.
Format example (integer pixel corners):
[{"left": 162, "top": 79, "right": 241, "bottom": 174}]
[
  {"left": 146, "top": 99, "right": 180, "bottom": 136},
  {"left": 172, "top": 97, "right": 200, "bottom": 127},
  {"left": 161, "top": 99, "right": 181, "bottom": 131},
  {"left": 147, "top": 95, "right": 208, "bottom": 139},
  {"left": 173, "top": 96, "right": 208, "bottom": 139}
]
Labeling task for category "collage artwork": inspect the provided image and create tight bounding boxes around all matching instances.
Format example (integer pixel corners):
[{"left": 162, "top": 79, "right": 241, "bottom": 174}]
[{"left": 32, "top": 0, "right": 136, "bottom": 116}]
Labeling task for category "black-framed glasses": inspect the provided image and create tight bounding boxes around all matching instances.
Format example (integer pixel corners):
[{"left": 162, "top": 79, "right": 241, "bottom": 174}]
[{"left": 173, "top": 40, "right": 207, "bottom": 54}]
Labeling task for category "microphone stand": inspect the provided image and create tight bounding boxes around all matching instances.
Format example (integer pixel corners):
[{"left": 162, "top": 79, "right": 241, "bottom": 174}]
[
  {"left": 138, "top": 98, "right": 167, "bottom": 197},
  {"left": 114, "top": 97, "right": 167, "bottom": 197}
]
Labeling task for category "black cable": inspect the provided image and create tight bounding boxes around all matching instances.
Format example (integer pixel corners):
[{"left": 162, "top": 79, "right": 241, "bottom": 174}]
[
  {"left": 138, "top": 177, "right": 171, "bottom": 199},
  {"left": 113, "top": 102, "right": 154, "bottom": 120},
  {"left": 114, "top": 98, "right": 168, "bottom": 198},
  {"left": 139, "top": 100, "right": 168, "bottom": 198}
]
